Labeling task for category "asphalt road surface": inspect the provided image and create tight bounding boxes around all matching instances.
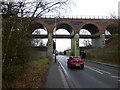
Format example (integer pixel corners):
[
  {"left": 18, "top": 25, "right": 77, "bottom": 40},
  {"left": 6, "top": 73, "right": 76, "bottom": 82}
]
[{"left": 57, "top": 55, "right": 119, "bottom": 88}]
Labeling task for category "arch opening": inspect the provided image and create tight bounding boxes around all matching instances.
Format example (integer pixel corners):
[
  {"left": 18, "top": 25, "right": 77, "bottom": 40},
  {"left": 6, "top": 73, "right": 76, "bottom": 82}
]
[
  {"left": 29, "top": 23, "right": 47, "bottom": 34},
  {"left": 53, "top": 28, "right": 71, "bottom": 52},
  {"left": 30, "top": 23, "right": 48, "bottom": 47},
  {"left": 105, "top": 30, "right": 111, "bottom": 35},
  {"left": 53, "top": 29, "right": 70, "bottom": 35},
  {"left": 81, "top": 24, "right": 99, "bottom": 34},
  {"left": 106, "top": 24, "right": 118, "bottom": 34},
  {"left": 105, "top": 24, "right": 118, "bottom": 45},
  {"left": 79, "top": 24, "right": 100, "bottom": 48},
  {"left": 79, "top": 29, "right": 92, "bottom": 47},
  {"left": 53, "top": 23, "right": 73, "bottom": 34},
  {"left": 53, "top": 23, "right": 72, "bottom": 52}
]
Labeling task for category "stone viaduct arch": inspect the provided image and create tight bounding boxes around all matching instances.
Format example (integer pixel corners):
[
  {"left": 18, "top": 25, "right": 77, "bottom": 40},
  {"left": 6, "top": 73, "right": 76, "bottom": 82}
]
[
  {"left": 54, "top": 23, "right": 74, "bottom": 34},
  {"left": 29, "top": 18, "right": 117, "bottom": 59}
]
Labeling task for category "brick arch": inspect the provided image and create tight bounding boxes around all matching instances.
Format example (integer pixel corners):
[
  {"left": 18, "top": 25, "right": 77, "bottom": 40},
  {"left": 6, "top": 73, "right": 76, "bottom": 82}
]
[
  {"left": 28, "top": 22, "right": 48, "bottom": 34},
  {"left": 27, "top": 18, "right": 117, "bottom": 35},
  {"left": 106, "top": 24, "right": 118, "bottom": 34},
  {"left": 80, "top": 23, "right": 100, "bottom": 34},
  {"left": 53, "top": 22, "right": 74, "bottom": 34}
]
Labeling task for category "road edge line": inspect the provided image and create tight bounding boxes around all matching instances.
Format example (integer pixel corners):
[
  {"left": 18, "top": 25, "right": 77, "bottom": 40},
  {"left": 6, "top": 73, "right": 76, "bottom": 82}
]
[
  {"left": 58, "top": 61, "right": 76, "bottom": 88},
  {"left": 58, "top": 66, "right": 69, "bottom": 88}
]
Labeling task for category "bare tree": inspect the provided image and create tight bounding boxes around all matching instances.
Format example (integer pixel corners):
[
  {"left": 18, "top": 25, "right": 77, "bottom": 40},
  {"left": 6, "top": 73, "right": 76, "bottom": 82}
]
[
  {"left": 82, "top": 39, "right": 91, "bottom": 47},
  {"left": 2, "top": 0, "right": 72, "bottom": 60},
  {"left": 1, "top": 0, "right": 73, "bottom": 87}
]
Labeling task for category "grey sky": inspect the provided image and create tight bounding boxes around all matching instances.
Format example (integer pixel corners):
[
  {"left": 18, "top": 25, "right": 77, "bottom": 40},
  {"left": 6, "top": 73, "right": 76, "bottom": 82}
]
[{"left": 64, "top": 0, "right": 119, "bottom": 17}]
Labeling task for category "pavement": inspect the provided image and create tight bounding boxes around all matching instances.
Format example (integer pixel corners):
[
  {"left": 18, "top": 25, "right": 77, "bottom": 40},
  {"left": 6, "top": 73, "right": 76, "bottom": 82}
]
[{"left": 44, "top": 58, "right": 64, "bottom": 88}]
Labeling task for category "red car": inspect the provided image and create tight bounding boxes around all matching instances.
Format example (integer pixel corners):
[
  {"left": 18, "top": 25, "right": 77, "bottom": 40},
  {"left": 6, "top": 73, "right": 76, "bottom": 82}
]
[{"left": 67, "top": 56, "right": 84, "bottom": 69}]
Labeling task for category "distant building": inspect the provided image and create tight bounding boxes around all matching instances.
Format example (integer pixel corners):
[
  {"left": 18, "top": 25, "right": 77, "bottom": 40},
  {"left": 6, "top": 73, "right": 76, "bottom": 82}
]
[{"left": 64, "top": 49, "right": 71, "bottom": 56}]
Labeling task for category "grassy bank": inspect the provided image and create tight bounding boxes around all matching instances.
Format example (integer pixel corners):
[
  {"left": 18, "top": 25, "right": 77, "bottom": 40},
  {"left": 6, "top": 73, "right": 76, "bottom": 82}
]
[
  {"left": 3, "top": 57, "right": 50, "bottom": 88},
  {"left": 86, "top": 52, "right": 118, "bottom": 65},
  {"left": 86, "top": 35, "right": 119, "bottom": 65}
]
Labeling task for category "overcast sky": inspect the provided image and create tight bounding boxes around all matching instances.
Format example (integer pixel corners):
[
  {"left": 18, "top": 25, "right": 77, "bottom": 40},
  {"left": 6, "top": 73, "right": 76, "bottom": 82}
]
[
  {"left": 65, "top": 0, "right": 119, "bottom": 17},
  {"left": 36, "top": 0, "right": 120, "bottom": 52}
]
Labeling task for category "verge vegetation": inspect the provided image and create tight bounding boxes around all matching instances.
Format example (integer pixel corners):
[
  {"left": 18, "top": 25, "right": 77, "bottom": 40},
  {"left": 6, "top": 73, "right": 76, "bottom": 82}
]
[
  {"left": 86, "top": 35, "right": 119, "bottom": 65},
  {"left": 3, "top": 57, "right": 50, "bottom": 88},
  {"left": 2, "top": 0, "right": 71, "bottom": 88}
]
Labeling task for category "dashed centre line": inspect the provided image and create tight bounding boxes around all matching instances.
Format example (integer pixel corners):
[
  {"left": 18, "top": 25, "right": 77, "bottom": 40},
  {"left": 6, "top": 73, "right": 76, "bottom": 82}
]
[
  {"left": 85, "top": 65, "right": 119, "bottom": 82},
  {"left": 85, "top": 65, "right": 111, "bottom": 75},
  {"left": 111, "top": 76, "right": 120, "bottom": 79},
  {"left": 85, "top": 66, "right": 103, "bottom": 74},
  {"left": 118, "top": 80, "right": 120, "bottom": 82},
  {"left": 111, "top": 76, "right": 120, "bottom": 82}
]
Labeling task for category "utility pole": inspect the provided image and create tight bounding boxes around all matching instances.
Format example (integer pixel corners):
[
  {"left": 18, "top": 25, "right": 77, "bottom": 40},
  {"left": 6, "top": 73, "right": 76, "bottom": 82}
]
[
  {"left": 54, "top": 16, "right": 57, "bottom": 63},
  {"left": 54, "top": 6, "right": 60, "bottom": 63}
]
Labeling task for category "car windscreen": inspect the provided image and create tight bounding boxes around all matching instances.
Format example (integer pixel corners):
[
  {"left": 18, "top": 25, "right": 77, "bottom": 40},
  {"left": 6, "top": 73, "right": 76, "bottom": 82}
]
[{"left": 72, "top": 57, "right": 81, "bottom": 60}]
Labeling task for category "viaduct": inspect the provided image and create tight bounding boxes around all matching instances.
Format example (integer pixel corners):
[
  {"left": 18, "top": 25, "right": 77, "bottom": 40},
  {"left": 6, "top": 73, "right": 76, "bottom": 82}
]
[{"left": 28, "top": 16, "right": 118, "bottom": 59}]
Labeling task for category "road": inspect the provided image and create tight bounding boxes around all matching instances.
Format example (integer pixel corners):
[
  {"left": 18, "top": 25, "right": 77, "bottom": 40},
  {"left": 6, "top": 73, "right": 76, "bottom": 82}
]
[{"left": 56, "top": 55, "right": 119, "bottom": 88}]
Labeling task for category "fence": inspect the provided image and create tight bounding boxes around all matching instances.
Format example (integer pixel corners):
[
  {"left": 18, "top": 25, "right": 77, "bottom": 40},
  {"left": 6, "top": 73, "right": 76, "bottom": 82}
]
[{"left": 40, "top": 15, "right": 117, "bottom": 19}]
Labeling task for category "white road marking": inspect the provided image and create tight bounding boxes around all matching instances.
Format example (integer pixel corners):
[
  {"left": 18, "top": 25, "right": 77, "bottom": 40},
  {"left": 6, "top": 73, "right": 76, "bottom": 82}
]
[
  {"left": 58, "top": 61, "right": 77, "bottom": 88},
  {"left": 111, "top": 76, "right": 120, "bottom": 79},
  {"left": 99, "top": 70, "right": 111, "bottom": 74},
  {"left": 85, "top": 65, "right": 119, "bottom": 82},
  {"left": 111, "top": 76, "right": 120, "bottom": 82},
  {"left": 118, "top": 80, "right": 120, "bottom": 82},
  {"left": 85, "top": 65, "right": 111, "bottom": 75},
  {"left": 85, "top": 66, "right": 103, "bottom": 74},
  {"left": 58, "top": 66, "right": 69, "bottom": 88}
]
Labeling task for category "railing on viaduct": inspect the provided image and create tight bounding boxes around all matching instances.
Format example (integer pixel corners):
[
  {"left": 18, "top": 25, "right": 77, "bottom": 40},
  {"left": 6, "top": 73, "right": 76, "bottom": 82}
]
[{"left": 41, "top": 15, "right": 117, "bottom": 19}]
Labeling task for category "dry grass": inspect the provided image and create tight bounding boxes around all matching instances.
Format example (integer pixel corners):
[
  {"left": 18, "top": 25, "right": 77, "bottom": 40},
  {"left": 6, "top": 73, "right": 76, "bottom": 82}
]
[
  {"left": 11, "top": 58, "right": 50, "bottom": 88},
  {"left": 86, "top": 36, "right": 119, "bottom": 65}
]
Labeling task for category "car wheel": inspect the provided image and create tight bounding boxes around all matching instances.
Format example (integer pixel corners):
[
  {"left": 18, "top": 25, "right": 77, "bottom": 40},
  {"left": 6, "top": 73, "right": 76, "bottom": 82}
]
[
  {"left": 67, "top": 63, "right": 70, "bottom": 68},
  {"left": 68, "top": 64, "right": 72, "bottom": 68},
  {"left": 81, "top": 66, "right": 84, "bottom": 69}
]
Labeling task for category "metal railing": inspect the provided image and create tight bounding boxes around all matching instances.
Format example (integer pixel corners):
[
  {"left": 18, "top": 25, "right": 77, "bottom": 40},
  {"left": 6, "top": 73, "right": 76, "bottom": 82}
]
[{"left": 40, "top": 15, "right": 117, "bottom": 19}]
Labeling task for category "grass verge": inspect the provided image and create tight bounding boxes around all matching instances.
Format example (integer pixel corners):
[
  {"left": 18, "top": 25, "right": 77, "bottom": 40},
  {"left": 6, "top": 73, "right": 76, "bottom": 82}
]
[
  {"left": 3, "top": 57, "right": 50, "bottom": 88},
  {"left": 86, "top": 50, "right": 119, "bottom": 65}
]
